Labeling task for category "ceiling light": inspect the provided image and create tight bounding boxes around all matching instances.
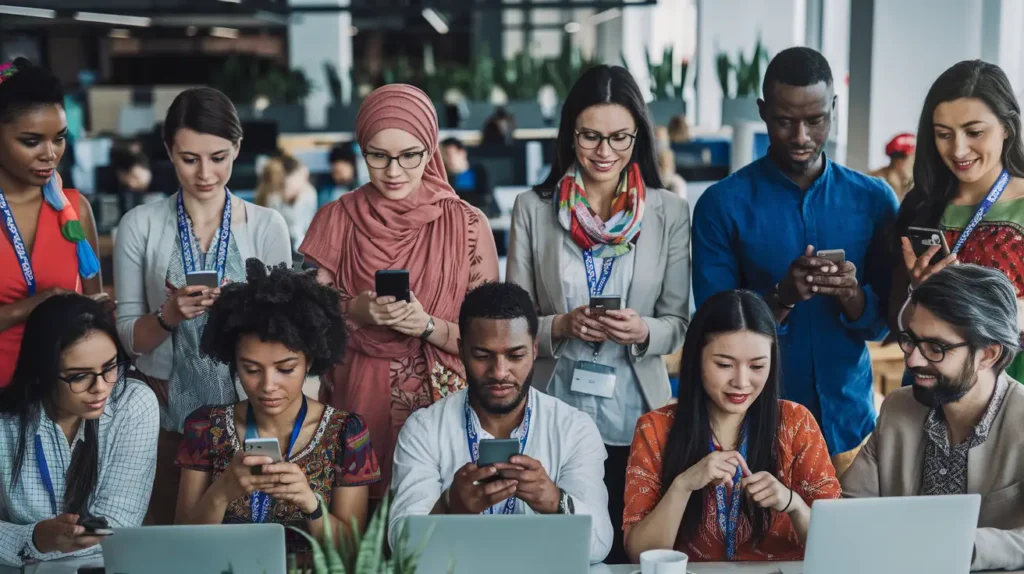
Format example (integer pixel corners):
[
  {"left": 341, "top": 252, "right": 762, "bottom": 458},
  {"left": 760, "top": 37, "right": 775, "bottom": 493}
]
[
  {"left": 73, "top": 12, "right": 151, "bottom": 27},
  {"left": 590, "top": 8, "right": 622, "bottom": 25},
  {"left": 210, "top": 27, "right": 240, "bottom": 39},
  {"left": 564, "top": 22, "right": 581, "bottom": 34},
  {"left": 421, "top": 8, "right": 449, "bottom": 35},
  {"left": 108, "top": 28, "right": 131, "bottom": 39},
  {"left": 217, "top": 0, "right": 243, "bottom": 3},
  {"left": 0, "top": 5, "right": 56, "bottom": 18}
]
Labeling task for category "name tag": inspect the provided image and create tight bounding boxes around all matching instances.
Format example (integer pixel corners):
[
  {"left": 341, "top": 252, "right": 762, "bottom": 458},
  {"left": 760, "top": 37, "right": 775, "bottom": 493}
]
[{"left": 570, "top": 361, "right": 616, "bottom": 399}]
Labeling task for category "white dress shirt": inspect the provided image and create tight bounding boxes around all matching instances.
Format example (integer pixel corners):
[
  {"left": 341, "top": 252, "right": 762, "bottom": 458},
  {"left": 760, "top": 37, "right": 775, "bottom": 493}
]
[
  {"left": 550, "top": 235, "right": 646, "bottom": 446},
  {"left": 0, "top": 380, "right": 159, "bottom": 565},
  {"left": 388, "top": 387, "right": 612, "bottom": 564}
]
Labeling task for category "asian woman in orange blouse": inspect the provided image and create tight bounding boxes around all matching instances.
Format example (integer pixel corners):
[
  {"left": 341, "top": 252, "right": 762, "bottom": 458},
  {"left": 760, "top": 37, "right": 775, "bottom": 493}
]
[{"left": 623, "top": 290, "right": 840, "bottom": 563}]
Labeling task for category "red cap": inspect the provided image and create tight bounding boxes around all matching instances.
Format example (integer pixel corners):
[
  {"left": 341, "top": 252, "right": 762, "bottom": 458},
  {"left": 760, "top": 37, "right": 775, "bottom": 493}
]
[{"left": 886, "top": 133, "right": 916, "bottom": 157}]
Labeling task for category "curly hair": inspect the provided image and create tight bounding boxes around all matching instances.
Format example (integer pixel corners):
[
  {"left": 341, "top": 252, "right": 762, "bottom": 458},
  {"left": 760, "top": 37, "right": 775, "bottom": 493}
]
[
  {"left": 200, "top": 258, "right": 346, "bottom": 376},
  {"left": 0, "top": 57, "right": 64, "bottom": 125}
]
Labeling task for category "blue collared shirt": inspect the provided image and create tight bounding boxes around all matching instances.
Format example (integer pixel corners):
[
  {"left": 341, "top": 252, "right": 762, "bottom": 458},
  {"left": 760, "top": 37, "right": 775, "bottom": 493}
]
[{"left": 692, "top": 154, "right": 899, "bottom": 455}]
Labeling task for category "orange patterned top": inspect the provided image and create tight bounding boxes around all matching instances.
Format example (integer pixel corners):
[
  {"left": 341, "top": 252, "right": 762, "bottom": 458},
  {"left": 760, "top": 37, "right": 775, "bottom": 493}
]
[{"left": 623, "top": 400, "right": 841, "bottom": 561}]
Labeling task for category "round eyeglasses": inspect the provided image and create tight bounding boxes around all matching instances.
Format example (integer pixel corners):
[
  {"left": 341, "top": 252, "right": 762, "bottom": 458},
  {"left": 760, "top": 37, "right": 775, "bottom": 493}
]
[
  {"left": 58, "top": 361, "right": 128, "bottom": 394},
  {"left": 363, "top": 150, "right": 427, "bottom": 170},
  {"left": 574, "top": 129, "right": 638, "bottom": 151},
  {"left": 897, "top": 331, "right": 970, "bottom": 363}
]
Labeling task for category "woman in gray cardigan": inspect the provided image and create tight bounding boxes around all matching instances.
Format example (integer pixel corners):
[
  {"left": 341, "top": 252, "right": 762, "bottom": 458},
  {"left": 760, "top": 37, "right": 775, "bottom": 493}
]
[
  {"left": 506, "top": 66, "right": 690, "bottom": 564},
  {"left": 113, "top": 88, "right": 291, "bottom": 524}
]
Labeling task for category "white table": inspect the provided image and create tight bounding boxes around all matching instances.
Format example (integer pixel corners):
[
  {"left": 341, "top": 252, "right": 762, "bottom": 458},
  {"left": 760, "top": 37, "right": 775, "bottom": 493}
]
[{"left": 590, "top": 563, "right": 800, "bottom": 574}]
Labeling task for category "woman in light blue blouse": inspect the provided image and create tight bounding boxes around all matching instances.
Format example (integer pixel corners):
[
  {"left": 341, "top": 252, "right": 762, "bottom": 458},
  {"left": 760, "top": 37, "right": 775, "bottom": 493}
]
[{"left": 0, "top": 294, "right": 159, "bottom": 565}]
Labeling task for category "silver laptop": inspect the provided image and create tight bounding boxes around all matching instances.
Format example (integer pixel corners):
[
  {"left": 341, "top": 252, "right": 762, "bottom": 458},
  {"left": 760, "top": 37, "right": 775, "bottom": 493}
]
[
  {"left": 400, "top": 515, "right": 591, "bottom": 574},
  {"left": 101, "top": 524, "right": 287, "bottom": 574},
  {"left": 804, "top": 495, "right": 981, "bottom": 574}
]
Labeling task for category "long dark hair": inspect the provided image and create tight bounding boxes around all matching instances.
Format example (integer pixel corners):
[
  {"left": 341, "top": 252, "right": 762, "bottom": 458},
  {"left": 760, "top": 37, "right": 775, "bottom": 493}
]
[
  {"left": 661, "top": 290, "right": 782, "bottom": 548},
  {"left": 533, "top": 65, "right": 663, "bottom": 198},
  {"left": 894, "top": 60, "right": 1024, "bottom": 242},
  {"left": 0, "top": 294, "right": 130, "bottom": 515}
]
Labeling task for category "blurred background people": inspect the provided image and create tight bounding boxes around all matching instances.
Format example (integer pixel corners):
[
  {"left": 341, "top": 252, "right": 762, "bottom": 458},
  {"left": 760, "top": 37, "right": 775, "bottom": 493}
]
[
  {"left": 870, "top": 132, "right": 916, "bottom": 200},
  {"left": 255, "top": 153, "right": 318, "bottom": 250}
]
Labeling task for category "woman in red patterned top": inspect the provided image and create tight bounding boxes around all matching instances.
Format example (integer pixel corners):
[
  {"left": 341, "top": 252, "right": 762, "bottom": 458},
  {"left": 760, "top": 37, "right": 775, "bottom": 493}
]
[
  {"left": 623, "top": 290, "right": 840, "bottom": 563},
  {"left": 893, "top": 60, "right": 1024, "bottom": 382},
  {"left": 174, "top": 259, "right": 380, "bottom": 548}
]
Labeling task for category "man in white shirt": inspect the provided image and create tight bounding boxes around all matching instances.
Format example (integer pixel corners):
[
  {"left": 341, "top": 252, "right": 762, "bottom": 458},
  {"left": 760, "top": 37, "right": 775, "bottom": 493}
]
[{"left": 388, "top": 282, "right": 613, "bottom": 563}]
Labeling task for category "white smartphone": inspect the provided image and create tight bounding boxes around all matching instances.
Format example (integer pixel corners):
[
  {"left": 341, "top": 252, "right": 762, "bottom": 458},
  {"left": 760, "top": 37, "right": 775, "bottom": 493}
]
[
  {"left": 816, "top": 249, "right": 846, "bottom": 264},
  {"left": 244, "top": 437, "right": 283, "bottom": 474}
]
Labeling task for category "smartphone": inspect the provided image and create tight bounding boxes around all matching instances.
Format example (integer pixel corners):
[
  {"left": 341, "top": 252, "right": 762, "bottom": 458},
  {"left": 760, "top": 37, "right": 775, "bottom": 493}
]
[
  {"left": 907, "top": 226, "right": 951, "bottom": 265},
  {"left": 589, "top": 295, "right": 622, "bottom": 317},
  {"left": 244, "top": 437, "right": 284, "bottom": 475},
  {"left": 375, "top": 269, "right": 411, "bottom": 303},
  {"left": 476, "top": 438, "right": 520, "bottom": 483},
  {"left": 77, "top": 515, "right": 113, "bottom": 536},
  {"left": 816, "top": 249, "right": 846, "bottom": 264},
  {"left": 185, "top": 270, "right": 219, "bottom": 289}
]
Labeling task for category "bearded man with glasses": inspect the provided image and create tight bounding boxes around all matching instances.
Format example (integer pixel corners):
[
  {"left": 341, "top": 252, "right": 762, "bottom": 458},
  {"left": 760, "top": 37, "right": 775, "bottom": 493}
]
[{"left": 842, "top": 264, "right": 1024, "bottom": 572}]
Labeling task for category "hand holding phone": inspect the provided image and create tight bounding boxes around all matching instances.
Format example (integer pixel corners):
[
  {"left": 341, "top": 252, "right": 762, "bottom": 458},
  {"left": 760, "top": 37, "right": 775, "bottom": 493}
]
[
  {"left": 78, "top": 515, "right": 113, "bottom": 536},
  {"left": 815, "top": 249, "right": 846, "bottom": 264},
  {"left": 244, "top": 437, "right": 284, "bottom": 475},
  {"left": 375, "top": 270, "right": 411, "bottom": 303},
  {"left": 186, "top": 270, "right": 219, "bottom": 289},
  {"left": 32, "top": 514, "right": 107, "bottom": 554},
  {"left": 589, "top": 295, "right": 622, "bottom": 317}
]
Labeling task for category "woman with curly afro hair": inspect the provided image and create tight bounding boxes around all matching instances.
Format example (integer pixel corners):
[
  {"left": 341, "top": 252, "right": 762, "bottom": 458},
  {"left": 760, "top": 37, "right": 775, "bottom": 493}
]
[{"left": 172, "top": 258, "right": 380, "bottom": 548}]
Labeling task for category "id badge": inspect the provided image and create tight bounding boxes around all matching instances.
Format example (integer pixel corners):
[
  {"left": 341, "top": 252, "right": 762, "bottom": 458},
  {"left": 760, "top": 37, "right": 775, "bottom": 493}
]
[{"left": 570, "top": 361, "right": 616, "bottom": 398}]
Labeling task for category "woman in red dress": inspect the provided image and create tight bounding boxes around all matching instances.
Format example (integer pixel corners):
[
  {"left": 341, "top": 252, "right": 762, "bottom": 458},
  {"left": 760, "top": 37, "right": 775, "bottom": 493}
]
[{"left": 0, "top": 58, "right": 104, "bottom": 388}]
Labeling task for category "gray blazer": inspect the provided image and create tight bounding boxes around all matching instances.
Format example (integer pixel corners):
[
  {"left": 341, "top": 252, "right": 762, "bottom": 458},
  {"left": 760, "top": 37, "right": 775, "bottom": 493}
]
[
  {"left": 506, "top": 188, "right": 690, "bottom": 410},
  {"left": 841, "top": 378, "right": 1024, "bottom": 571},
  {"left": 114, "top": 193, "right": 291, "bottom": 380}
]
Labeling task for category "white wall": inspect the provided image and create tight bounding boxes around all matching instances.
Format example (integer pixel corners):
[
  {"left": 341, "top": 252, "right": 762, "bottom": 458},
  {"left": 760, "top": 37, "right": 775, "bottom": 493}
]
[
  {"left": 288, "top": 0, "right": 352, "bottom": 128},
  {"left": 862, "top": 0, "right": 983, "bottom": 170},
  {"left": 696, "top": 0, "right": 807, "bottom": 129}
]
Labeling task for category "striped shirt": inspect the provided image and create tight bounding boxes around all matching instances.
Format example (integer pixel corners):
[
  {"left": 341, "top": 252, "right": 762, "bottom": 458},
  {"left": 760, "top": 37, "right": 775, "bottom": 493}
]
[{"left": 0, "top": 379, "right": 159, "bottom": 565}]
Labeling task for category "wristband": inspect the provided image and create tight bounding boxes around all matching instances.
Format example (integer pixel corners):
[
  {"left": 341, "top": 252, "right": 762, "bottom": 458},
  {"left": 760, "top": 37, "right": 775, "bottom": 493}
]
[
  {"left": 302, "top": 502, "right": 324, "bottom": 521},
  {"left": 155, "top": 306, "right": 174, "bottom": 332},
  {"left": 774, "top": 284, "right": 796, "bottom": 310}
]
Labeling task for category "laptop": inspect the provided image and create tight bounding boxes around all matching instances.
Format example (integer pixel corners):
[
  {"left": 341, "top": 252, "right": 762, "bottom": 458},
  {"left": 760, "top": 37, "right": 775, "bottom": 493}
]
[
  {"left": 101, "top": 524, "right": 286, "bottom": 574},
  {"left": 803, "top": 494, "right": 981, "bottom": 574},
  {"left": 399, "top": 515, "right": 592, "bottom": 574}
]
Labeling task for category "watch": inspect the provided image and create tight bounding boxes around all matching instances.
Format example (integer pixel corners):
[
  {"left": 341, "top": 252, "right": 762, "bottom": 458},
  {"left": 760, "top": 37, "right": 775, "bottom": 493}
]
[
  {"left": 155, "top": 305, "right": 174, "bottom": 332},
  {"left": 420, "top": 316, "right": 436, "bottom": 340},
  {"left": 557, "top": 488, "right": 575, "bottom": 515},
  {"left": 773, "top": 283, "right": 796, "bottom": 310},
  {"left": 302, "top": 502, "right": 324, "bottom": 521}
]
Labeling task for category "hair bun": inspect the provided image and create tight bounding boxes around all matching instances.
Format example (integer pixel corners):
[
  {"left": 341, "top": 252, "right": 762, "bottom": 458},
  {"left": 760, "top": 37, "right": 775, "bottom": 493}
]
[{"left": 11, "top": 57, "right": 33, "bottom": 70}]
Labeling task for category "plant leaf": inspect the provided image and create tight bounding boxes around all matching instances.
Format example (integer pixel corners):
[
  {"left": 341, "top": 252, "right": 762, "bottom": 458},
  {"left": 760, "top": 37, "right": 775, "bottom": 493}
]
[{"left": 286, "top": 526, "right": 334, "bottom": 574}]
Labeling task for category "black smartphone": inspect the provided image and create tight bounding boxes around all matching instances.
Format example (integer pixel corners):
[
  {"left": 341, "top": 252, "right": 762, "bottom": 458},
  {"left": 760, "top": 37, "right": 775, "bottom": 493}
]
[
  {"left": 78, "top": 515, "right": 113, "bottom": 536},
  {"left": 476, "top": 438, "right": 520, "bottom": 483},
  {"left": 907, "top": 226, "right": 951, "bottom": 265},
  {"left": 185, "top": 270, "right": 219, "bottom": 289},
  {"left": 589, "top": 295, "right": 622, "bottom": 317},
  {"left": 375, "top": 269, "right": 411, "bottom": 302}
]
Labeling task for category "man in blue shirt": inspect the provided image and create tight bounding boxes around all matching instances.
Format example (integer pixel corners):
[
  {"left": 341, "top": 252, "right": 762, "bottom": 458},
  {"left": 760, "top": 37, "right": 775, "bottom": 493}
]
[{"left": 692, "top": 47, "right": 899, "bottom": 463}]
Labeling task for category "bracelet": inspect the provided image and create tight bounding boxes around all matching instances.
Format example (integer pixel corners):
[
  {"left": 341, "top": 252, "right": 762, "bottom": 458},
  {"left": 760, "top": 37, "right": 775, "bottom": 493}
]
[
  {"left": 782, "top": 488, "right": 795, "bottom": 513},
  {"left": 155, "top": 305, "right": 174, "bottom": 332},
  {"left": 302, "top": 502, "right": 324, "bottom": 521}
]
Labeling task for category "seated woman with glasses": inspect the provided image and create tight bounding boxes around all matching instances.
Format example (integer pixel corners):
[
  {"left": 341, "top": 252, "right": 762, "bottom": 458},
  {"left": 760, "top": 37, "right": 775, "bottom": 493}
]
[
  {"left": 623, "top": 290, "right": 840, "bottom": 563},
  {"left": 297, "top": 84, "right": 499, "bottom": 502},
  {"left": 174, "top": 259, "right": 380, "bottom": 549},
  {"left": 0, "top": 295, "right": 159, "bottom": 565}
]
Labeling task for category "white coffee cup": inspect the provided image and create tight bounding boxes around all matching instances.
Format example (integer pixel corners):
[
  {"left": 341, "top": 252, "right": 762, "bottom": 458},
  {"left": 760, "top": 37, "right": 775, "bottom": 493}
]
[{"left": 639, "top": 549, "right": 689, "bottom": 574}]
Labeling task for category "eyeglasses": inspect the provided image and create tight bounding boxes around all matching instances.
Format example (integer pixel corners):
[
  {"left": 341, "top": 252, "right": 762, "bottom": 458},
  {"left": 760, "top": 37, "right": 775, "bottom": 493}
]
[
  {"left": 897, "top": 331, "right": 970, "bottom": 363},
  {"left": 58, "top": 361, "right": 128, "bottom": 394},
  {"left": 363, "top": 150, "right": 427, "bottom": 170},
  {"left": 574, "top": 129, "right": 638, "bottom": 151}
]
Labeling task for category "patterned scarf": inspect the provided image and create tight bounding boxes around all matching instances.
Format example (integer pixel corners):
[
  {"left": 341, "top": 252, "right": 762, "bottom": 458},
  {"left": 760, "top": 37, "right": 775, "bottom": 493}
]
[
  {"left": 44, "top": 173, "right": 100, "bottom": 280},
  {"left": 555, "top": 161, "right": 646, "bottom": 259}
]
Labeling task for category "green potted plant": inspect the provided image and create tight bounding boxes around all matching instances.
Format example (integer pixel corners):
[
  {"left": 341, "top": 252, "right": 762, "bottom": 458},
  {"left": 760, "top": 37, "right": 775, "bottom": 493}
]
[
  {"left": 635, "top": 46, "right": 689, "bottom": 127},
  {"left": 215, "top": 54, "right": 311, "bottom": 131},
  {"left": 287, "top": 494, "right": 435, "bottom": 574},
  {"left": 717, "top": 36, "right": 768, "bottom": 126}
]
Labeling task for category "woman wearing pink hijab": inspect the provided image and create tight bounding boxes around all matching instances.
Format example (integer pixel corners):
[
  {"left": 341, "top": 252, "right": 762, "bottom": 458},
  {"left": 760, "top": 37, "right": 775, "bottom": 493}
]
[{"left": 300, "top": 85, "right": 499, "bottom": 498}]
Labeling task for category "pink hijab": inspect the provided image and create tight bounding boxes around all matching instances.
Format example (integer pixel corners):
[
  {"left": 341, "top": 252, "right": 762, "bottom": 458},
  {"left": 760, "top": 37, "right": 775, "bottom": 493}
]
[{"left": 310, "top": 85, "right": 471, "bottom": 496}]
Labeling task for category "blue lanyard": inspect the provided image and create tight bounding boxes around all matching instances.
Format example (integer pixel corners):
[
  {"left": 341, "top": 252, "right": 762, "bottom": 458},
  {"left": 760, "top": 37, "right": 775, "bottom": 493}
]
[
  {"left": 951, "top": 169, "right": 1009, "bottom": 255},
  {"left": 710, "top": 426, "right": 748, "bottom": 561},
  {"left": 0, "top": 190, "right": 37, "bottom": 296},
  {"left": 34, "top": 434, "right": 58, "bottom": 515},
  {"left": 582, "top": 249, "right": 614, "bottom": 297},
  {"left": 176, "top": 189, "right": 232, "bottom": 284},
  {"left": 463, "top": 392, "right": 531, "bottom": 515},
  {"left": 245, "top": 395, "right": 308, "bottom": 523}
]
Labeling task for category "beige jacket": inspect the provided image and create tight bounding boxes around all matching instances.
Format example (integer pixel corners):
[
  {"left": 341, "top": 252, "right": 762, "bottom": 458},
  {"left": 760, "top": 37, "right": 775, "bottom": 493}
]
[
  {"left": 505, "top": 188, "right": 690, "bottom": 410},
  {"left": 841, "top": 378, "right": 1024, "bottom": 571}
]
